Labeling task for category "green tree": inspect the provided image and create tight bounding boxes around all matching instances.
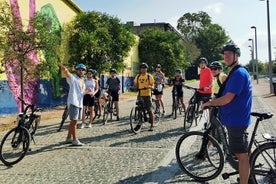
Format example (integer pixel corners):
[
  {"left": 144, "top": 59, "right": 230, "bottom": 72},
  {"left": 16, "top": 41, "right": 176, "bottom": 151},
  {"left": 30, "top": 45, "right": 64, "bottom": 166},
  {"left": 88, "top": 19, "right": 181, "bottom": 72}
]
[
  {"left": 138, "top": 28, "right": 186, "bottom": 78},
  {"left": 0, "top": 1, "right": 60, "bottom": 110},
  {"left": 177, "top": 11, "right": 211, "bottom": 40},
  {"left": 194, "top": 24, "right": 229, "bottom": 63},
  {"left": 67, "top": 11, "right": 136, "bottom": 74},
  {"left": 177, "top": 11, "right": 229, "bottom": 65}
]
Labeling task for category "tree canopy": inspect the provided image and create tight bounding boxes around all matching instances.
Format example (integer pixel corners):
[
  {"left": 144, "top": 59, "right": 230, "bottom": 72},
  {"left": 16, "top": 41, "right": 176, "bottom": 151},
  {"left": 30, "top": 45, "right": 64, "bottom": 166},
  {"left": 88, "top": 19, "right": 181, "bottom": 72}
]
[
  {"left": 67, "top": 11, "right": 136, "bottom": 74},
  {"left": 138, "top": 28, "right": 186, "bottom": 77},
  {"left": 177, "top": 11, "right": 229, "bottom": 65}
]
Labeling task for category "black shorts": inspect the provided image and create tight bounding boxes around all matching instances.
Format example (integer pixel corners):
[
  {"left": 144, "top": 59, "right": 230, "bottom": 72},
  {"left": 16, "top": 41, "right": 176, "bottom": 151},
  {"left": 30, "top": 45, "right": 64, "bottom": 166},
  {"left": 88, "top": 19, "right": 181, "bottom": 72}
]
[
  {"left": 95, "top": 89, "right": 101, "bottom": 98},
  {"left": 197, "top": 93, "right": 211, "bottom": 103},
  {"left": 109, "top": 90, "right": 119, "bottom": 101},
  {"left": 153, "top": 89, "right": 163, "bottom": 95},
  {"left": 226, "top": 126, "right": 249, "bottom": 154},
  {"left": 83, "top": 94, "right": 95, "bottom": 107},
  {"left": 172, "top": 90, "right": 183, "bottom": 98},
  {"left": 138, "top": 96, "right": 153, "bottom": 112}
]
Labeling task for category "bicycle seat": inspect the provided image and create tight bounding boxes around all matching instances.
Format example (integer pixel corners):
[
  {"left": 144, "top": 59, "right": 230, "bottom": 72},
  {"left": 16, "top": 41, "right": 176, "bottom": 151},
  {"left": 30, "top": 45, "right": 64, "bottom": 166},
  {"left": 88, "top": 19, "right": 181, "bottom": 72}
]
[{"left": 251, "top": 112, "right": 273, "bottom": 120}]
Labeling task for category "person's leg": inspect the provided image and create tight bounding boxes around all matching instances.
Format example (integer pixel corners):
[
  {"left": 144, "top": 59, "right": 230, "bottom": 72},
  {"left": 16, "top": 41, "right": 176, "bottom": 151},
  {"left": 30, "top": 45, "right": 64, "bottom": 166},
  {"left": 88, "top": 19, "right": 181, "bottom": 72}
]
[
  {"left": 114, "top": 101, "right": 119, "bottom": 118},
  {"left": 82, "top": 106, "right": 86, "bottom": 124},
  {"left": 88, "top": 106, "right": 94, "bottom": 124},
  {"left": 236, "top": 153, "right": 250, "bottom": 184},
  {"left": 69, "top": 120, "right": 78, "bottom": 140},
  {"left": 227, "top": 126, "right": 249, "bottom": 184},
  {"left": 180, "top": 97, "right": 186, "bottom": 112}
]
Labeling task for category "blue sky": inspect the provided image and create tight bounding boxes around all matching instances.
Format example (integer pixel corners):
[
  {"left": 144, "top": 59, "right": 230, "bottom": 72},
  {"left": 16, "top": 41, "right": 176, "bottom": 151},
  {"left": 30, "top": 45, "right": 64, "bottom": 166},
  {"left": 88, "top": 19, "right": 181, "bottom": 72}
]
[{"left": 73, "top": 0, "right": 276, "bottom": 65}]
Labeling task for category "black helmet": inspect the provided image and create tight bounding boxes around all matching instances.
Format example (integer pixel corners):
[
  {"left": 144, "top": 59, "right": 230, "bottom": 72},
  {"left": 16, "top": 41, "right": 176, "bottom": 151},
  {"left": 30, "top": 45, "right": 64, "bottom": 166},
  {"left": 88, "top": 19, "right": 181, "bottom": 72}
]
[
  {"left": 88, "top": 69, "right": 95, "bottom": 73},
  {"left": 75, "top": 63, "right": 86, "bottom": 70},
  {"left": 199, "top": 57, "right": 208, "bottom": 64},
  {"left": 139, "top": 62, "right": 148, "bottom": 68},
  {"left": 210, "top": 61, "right": 223, "bottom": 70},
  {"left": 175, "top": 69, "right": 182, "bottom": 74},
  {"left": 221, "top": 43, "right": 241, "bottom": 56},
  {"left": 110, "top": 68, "right": 117, "bottom": 73},
  {"left": 156, "top": 64, "right": 161, "bottom": 68}
]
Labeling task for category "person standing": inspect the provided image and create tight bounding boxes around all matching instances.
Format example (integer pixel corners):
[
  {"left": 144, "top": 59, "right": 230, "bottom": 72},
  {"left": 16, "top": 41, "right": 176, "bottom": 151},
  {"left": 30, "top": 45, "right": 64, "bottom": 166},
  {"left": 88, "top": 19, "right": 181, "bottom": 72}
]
[
  {"left": 202, "top": 43, "right": 252, "bottom": 184},
  {"left": 106, "top": 68, "right": 121, "bottom": 121},
  {"left": 210, "top": 61, "right": 227, "bottom": 96},
  {"left": 198, "top": 57, "right": 213, "bottom": 103},
  {"left": 93, "top": 70, "right": 102, "bottom": 118},
  {"left": 170, "top": 69, "right": 186, "bottom": 114},
  {"left": 80, "top": 69, "right": 98, "bottom": 128},
  {"left": 61, "top": 63, "right": 90, "bottom": 146},
  {"left": 153, "top": 64, "right": 166, "bottom": 114},
  {"left": 131, "top": 63, "right": 155, "bottom": 131}
]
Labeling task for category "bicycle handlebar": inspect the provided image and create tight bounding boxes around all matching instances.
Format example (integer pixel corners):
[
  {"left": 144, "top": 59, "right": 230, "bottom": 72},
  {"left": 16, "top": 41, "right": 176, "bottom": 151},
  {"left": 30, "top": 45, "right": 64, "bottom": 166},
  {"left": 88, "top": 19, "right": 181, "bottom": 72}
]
[
  {"left": 18, "top": 97, "right": 42, "bottom": 113},
  {"left": 184, "top": 85, "right": 204, "bottom": 91}
]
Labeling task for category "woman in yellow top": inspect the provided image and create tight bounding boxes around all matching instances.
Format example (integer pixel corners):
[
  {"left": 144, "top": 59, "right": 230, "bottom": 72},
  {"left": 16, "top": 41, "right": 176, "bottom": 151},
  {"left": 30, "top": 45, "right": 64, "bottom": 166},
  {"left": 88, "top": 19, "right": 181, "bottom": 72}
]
[{"left": 210, "top": 61, "right": 227, "bottom": 96}]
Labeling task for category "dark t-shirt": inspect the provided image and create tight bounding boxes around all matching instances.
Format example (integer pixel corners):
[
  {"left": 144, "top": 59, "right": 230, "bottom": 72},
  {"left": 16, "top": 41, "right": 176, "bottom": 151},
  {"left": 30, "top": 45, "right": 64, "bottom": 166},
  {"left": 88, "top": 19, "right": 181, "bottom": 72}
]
[
  {"left": 106, "top": 77, "right": 120, "bottom": 92},
  {"left": 171, "top": 77, "right": 185, "bottom": 93}
]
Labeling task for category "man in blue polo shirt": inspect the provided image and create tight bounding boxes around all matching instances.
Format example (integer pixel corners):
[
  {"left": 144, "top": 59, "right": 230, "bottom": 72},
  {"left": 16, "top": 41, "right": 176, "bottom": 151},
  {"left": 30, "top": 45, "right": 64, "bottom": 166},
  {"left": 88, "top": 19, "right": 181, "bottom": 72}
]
[{"left": 202, "top": 42, "right": 252, "bottom": 184}]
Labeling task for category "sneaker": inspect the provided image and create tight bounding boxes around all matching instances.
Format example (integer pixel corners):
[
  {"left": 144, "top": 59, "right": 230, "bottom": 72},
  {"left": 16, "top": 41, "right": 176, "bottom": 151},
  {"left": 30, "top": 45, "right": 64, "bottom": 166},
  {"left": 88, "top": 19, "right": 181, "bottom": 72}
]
[
  {"left": 72, "top": 139, "right": 84, "bottom": 146},
  {"left": 65, "top": 137, "right": 73, "bottom": 144},
  {"left": 79, "top": 123, "right": 85, "bottom": 129},
  {"left": 148, "top": 125, "right": 153, "bottom": 131},
  {"left": 85, "top": 123, "right": 92, "bottom": 128},
  {"left": 116, "top": 117, "right": 120, "bottom": 121}
]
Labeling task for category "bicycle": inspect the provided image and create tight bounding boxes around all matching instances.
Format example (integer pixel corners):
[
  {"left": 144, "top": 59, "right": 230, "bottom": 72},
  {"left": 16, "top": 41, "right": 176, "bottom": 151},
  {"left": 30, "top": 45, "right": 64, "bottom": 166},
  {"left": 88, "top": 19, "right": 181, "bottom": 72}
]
[
  {"left": 0, "top": 97, "right": 42, "bottom": 166},
  {"left": 175, "top": 106, "right": 275, "bottom": 183},
  {"left": 171, "top": 87, "right": 183, "bottom": 119},
  {"left": 102, "top": 90, "right": 117, "bottom": 125},
  {"left": 183, "top": 85, "right": 208, "bottom": 131},
  {"left": 129, "top": 88, "right": 160, "bottom": 134}
]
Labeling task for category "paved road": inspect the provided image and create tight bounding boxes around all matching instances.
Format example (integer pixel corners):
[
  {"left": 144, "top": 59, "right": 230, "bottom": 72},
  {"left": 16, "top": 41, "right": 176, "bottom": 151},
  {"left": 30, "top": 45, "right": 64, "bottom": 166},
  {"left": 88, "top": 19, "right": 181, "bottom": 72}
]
[{"left": 0, "top": 78, "right": 275, "bottom": 184}]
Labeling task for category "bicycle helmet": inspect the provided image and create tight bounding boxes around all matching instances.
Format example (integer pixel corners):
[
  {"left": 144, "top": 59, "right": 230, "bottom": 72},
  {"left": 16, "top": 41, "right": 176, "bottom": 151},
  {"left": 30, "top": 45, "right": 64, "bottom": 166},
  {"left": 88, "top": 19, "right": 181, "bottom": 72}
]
[
  {"left": 139, "top": 62, "right": 149, "bottom": 68},
  {"left": 75, "top": 63, "right": 87, "bottom": 70},
  {"left": 175, "top": 69, "right": 182, "bottom": 74},
  {"left": 110, "top": 68, "right": 117, "bottom": 73},
  {"left": 210, "top": 61, "right": 223, "bottom": 70},
  {"left": 156, "top": 64, "right": 161, "bottom": 68},
  {"left": 199, "top": 57, "right": 208, "bottom": 64},
  {"left": 221, "top": 43, "right": 241, "bottom": 56},
  {"left": 88, "top": 69, "right": 94, "bottom": 73}
]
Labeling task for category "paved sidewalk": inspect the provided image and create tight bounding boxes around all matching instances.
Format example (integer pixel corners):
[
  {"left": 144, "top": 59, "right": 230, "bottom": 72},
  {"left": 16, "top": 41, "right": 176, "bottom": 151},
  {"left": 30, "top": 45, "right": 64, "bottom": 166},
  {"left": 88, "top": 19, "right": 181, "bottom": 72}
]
[{"left": 0, "top": 78, "right": 275, "bottom": 184}]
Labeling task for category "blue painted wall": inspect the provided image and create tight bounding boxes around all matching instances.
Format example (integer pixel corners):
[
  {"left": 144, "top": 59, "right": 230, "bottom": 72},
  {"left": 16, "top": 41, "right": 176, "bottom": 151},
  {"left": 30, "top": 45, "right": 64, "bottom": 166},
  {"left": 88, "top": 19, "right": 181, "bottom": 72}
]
[{"left": 0, "top": 75, "right": 135, "bottom": 116}]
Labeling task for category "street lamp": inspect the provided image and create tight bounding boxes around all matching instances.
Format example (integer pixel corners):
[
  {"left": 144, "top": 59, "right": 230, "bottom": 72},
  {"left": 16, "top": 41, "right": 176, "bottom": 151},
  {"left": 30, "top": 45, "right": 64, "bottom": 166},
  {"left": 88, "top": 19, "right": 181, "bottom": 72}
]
[
  {"left": 260, "top": 0, "right": 273, "bottom": 93},
  {"left": 248, "top": 39, "right": 255, "bottom": 74},
  {"left": 251, "top": 26, "right": 259, "bottom": 84}
]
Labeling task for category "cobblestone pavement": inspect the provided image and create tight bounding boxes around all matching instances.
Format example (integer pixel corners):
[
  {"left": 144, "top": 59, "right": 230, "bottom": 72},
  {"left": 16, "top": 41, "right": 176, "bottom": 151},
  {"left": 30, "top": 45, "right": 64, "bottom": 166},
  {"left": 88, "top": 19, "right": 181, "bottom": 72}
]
[{"left": 0, "top": 78, "right": 275, "bottom": 184}]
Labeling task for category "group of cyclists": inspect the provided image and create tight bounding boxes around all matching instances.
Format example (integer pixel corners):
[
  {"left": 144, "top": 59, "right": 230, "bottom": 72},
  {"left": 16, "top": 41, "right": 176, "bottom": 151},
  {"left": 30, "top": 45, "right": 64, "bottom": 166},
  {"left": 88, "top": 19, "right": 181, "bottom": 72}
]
[{"left": 62, "top": 41, "right": 253, "bottom": 184}]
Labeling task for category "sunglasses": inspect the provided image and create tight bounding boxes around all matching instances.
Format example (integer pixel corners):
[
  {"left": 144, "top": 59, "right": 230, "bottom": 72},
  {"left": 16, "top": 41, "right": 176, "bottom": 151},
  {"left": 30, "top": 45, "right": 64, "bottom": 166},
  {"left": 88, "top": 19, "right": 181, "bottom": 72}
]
[{"left": 211, "top": 68, "right": 218, "bottom": 71}]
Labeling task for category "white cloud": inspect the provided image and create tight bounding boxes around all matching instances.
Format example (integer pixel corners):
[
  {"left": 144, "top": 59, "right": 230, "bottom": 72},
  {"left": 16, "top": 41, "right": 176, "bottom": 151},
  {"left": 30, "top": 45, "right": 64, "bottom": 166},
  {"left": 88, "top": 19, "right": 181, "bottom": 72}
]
[{"left": 203, "top": 2, "right": 224, "bottom": 15}]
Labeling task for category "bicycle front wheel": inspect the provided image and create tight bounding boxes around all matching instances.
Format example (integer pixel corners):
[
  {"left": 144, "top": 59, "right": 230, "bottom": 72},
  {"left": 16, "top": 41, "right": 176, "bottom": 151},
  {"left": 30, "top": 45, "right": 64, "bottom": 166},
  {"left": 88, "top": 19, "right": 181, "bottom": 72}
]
[
  {"left": 250, "top": 142, "right": 276, "bottom": 184},
  {"left": 184, "top": 104, "right": 195, "bottom": 131},
  {"left": 175, "top": 131, "right": 224, "bottom": 182},
  {"left": 102, "top": 103, "right": 110, "bottom": 125},
  {"left": 57, "top": 105, "right": 69, "bottom": 132},
  {"left": 130, "top": 107, "right": 142, "bottom": 134},
  {"left": 0, "top": 127, "right": 31, "bottom": 166}
]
